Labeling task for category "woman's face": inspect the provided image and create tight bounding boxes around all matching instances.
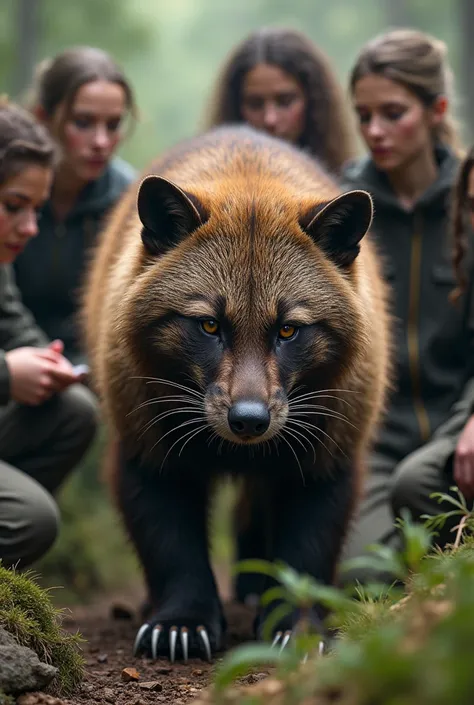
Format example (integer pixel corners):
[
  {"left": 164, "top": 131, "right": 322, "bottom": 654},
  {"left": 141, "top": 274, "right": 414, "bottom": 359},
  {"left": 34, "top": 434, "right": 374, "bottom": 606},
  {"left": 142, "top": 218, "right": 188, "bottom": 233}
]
[
  {"left": 0, "top": 165, "right": 52, "bottom": 263},
  {"left": 51, "top": 79, "right": 127, "bottom": 184},
  {"left": 240, "top": 63, "right": 306, "bottom": 144},
  {"left": 352, "top": 73, "right": 444, "bottom": 173}
]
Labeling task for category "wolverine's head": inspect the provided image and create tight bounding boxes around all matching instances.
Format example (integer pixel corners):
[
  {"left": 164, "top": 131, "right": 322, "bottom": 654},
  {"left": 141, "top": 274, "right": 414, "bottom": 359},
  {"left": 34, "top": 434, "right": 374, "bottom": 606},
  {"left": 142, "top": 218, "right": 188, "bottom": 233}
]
[{"left": 122, "top": 173, "right": 373, "bottom": 447}]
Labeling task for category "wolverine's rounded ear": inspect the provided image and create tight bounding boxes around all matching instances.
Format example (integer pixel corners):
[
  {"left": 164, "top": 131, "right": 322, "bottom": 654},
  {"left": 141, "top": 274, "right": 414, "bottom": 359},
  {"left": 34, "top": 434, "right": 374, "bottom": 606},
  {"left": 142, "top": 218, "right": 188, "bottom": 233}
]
[
  {"left": 137, "top": 175, "right": 209, "bottom": 255},
  {"left": 299, "top": 190, "right": 373, "bottom": 268}
]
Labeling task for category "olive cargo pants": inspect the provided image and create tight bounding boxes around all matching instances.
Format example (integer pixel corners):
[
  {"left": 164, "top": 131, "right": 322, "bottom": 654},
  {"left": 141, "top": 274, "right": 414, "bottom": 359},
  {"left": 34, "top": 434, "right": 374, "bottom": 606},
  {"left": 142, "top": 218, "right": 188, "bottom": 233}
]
[
  {"left": 340, "top": 400, "right": 471, "bottom": 585},
  {"left": 0, "top": 383, "right": 98, "bottom": 568}
]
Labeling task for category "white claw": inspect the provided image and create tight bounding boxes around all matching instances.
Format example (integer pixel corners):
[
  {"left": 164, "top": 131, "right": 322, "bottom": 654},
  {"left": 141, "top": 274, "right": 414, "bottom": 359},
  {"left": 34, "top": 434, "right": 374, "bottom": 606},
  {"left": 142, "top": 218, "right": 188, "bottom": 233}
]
[
  {"left": 318, "top": 640, "right": 325, "bottom": 656},
  {"left": 180, "top": 627, "right": 189, "bottom": 663},
  {"left": 197, "top": 625, "right": 212, "bottom": 662},
  {"left": 133, "top": 623, "right": 150, "bottom": 656},
  {"left": 280, "top": 630, "right": 291, "bottom": 651},
  {"left": 151, "top": 625, "right": 162, "bottom": 659},
  {"left": 169, "top": 626, "right": 178, "bottom": 663},
  {"left": 271, "top": 631, "right": 282, "bottom": 648}
]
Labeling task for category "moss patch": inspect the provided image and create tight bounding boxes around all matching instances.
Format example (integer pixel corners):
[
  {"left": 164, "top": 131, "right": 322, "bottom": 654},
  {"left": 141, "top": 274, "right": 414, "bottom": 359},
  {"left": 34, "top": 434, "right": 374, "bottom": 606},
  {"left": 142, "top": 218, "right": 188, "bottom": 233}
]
[{"left": 0, "top": 564, "right": 84, "bottom": 696}]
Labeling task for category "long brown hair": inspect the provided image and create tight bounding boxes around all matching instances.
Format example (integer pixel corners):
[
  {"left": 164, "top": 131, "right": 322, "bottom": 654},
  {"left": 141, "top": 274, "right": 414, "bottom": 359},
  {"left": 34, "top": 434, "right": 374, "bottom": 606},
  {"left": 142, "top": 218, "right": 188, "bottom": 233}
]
[
  {"left": 450, "top": 147, "right": 474, "bottom": 302},
  {"left": 203, "top": 26, "right": 357, "bottom": 174}
]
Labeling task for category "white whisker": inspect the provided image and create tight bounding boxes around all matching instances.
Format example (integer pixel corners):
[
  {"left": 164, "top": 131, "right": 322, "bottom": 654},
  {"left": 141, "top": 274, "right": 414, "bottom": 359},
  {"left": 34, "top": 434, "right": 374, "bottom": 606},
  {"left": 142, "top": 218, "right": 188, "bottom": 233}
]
[
  {"left": 160, "top": 424, "right": 209, "bottom": 469},
  {"left": 289, "top": 391, "right": 356, "bottom": 408},
  {"left": 284, "top": 424, "right": 317, "bottom": 463},
  {"left": 280, "top": 431, "right": 305, "bottom": 485},
  {"left": 138, "top": 408, "right": 205, "bottom": 441},
  {"left": 290, "top": 409, "right": 358, "bottom": 430},
  {"left": 288, "top": 418, "right": 347, "bottom": 459},
  {"left": 286, "top": 419, "right": 334, "bottom": 458},
  {"left": 130, "top": 376, "right": 205, "bottom": 401},
  {"left": 148, "top": 417, "right": 206, "bottom": 455}
]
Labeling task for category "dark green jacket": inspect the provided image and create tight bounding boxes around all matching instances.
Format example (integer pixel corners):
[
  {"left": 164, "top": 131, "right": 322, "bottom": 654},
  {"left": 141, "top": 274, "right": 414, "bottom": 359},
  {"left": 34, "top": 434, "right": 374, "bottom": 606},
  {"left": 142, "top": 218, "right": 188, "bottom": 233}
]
[
  {"left": 13, "top": 156, "right": 136, "bottom": 365},
  {"left": 342, "top": 146, "right": 474, "bottom": 465},
  {"left": 0, "top": 265, "right": 48, "bottom": 405}
]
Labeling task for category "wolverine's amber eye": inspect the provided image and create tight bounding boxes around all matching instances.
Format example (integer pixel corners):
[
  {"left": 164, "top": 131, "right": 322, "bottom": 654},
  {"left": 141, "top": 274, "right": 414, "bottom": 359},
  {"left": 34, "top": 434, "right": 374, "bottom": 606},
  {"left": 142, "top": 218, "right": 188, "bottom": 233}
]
[
  {"left": 201, "top": 319, "right": 220, "bottom": 335},
  {"left": 278, "top": 324, "right": 297, "bottom": 340}
]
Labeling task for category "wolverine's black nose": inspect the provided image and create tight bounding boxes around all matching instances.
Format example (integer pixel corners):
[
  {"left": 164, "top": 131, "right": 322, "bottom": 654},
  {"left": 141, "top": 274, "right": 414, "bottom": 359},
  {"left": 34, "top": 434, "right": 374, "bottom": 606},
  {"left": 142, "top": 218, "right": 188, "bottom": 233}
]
[{"left": 228, "top": 400, "right": 270, "bottom": 438}]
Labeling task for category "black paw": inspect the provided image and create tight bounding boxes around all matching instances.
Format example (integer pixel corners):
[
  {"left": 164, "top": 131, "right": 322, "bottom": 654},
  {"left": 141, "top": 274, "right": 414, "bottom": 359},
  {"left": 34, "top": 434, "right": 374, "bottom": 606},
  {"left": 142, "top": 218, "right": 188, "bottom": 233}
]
[{"left": 133, "top": 616, "right": 223, "bottom": 662}]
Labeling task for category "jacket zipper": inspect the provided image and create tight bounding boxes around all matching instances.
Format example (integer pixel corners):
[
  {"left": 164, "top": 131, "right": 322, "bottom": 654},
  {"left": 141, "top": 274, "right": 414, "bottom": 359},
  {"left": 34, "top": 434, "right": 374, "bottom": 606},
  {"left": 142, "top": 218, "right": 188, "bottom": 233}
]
[{"left": 407, "top": 212, "right": 430, "bottom": 443}]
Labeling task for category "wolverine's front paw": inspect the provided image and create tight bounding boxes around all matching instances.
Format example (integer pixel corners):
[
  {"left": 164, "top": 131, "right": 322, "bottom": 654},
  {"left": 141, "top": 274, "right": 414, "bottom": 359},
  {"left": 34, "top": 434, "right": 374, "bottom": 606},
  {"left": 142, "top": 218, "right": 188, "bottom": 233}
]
[{"left": 133, "top": 614, "right": 223, "bottom": 662}]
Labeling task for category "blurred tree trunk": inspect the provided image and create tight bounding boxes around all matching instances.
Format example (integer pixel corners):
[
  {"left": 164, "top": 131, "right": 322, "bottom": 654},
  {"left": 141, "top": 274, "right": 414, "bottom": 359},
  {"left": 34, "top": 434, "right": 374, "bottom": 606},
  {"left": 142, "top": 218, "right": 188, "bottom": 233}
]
[
  {"left": 13, "top": 0, "right": 41, "bottom": 98},
  {"left": 385, "top": 0, "right": 413, "bottom": 27},
  {"left": 459, "top": 0, "right": 474, "bottom": 144}
]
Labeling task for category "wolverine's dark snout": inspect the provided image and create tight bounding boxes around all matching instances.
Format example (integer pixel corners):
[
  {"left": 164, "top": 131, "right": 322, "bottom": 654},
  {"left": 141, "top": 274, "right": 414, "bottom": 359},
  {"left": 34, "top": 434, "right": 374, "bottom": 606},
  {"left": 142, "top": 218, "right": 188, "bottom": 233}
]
[{"left": 228, "top": 400, "right": 270, "bottom": 438}]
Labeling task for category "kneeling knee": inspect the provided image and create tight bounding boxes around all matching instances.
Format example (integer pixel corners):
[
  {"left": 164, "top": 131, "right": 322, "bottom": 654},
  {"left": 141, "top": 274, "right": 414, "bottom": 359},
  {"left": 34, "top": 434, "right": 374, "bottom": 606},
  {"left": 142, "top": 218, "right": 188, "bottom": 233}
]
[
  {"left": 390, "top": 458, "right": 422, "bottom": 519},
  {"left": 4, "top": 489, "right": 59, "bottom": 569}
]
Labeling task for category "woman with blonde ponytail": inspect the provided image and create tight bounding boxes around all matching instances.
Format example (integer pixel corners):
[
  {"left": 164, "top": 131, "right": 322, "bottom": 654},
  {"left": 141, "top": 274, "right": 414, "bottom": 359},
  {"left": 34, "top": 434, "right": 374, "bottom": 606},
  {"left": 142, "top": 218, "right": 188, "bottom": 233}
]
[{"left": 340, "top": 29, "right": 474, "bottom": 583}]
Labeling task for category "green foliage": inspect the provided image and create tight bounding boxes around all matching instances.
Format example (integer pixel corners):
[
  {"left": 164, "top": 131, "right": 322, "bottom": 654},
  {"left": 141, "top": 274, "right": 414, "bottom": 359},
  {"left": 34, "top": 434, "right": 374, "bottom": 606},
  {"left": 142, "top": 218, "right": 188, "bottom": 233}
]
[
  {"left": 422, "top": 485, "right": 474, "bottom": 537},
  {"left": 0, "top": 691, "right": 14, "bottom": 705},
  {"left": 213, "top": 508, "right": 474, "bottom": 704},
  {"left": 0, "top": 563, "right": 84, "bottom": 696}
]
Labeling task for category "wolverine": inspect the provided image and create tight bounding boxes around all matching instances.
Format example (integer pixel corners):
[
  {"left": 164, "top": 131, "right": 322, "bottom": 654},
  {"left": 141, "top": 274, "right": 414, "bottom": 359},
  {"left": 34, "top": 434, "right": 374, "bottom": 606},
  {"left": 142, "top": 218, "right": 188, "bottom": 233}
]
[{"left": 82, "top": 124, "right": 391, "bottom": 663}]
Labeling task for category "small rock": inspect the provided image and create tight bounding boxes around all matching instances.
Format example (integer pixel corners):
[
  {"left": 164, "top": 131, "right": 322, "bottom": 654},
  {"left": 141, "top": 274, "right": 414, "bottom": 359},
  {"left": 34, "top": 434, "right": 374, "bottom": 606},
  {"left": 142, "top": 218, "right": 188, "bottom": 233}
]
[
  {"left": 121, "top": 667, "right": 140, "bottom": 682},
  {"left": 103, "top": 687, "right": 115, "bottom": 703},
  {"left": 138, "top": 681, "right": 162, "bottom": 692},
  {"left": 0, "top": 627, "right": 57, "bottom": 695},
  {"left": 192, "top": 669, "right": 203, "bottom": 676},
  {"left": 97, "top": 653, "right": 108, "bottom": 663}
]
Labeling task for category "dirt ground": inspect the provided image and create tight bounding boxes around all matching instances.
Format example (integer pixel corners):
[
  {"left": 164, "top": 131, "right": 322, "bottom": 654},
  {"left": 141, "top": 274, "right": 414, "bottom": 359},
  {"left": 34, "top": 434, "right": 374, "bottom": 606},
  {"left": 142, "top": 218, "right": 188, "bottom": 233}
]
[{"left": 19, "top": 573, "right": 270, "bottom": 705}]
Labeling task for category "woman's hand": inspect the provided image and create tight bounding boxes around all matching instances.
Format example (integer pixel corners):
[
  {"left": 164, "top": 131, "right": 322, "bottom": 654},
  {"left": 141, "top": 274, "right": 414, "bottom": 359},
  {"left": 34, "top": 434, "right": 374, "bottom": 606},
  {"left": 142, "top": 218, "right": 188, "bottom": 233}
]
[{"left": 454, "top": 414, "right": 474, "bottom": 500}]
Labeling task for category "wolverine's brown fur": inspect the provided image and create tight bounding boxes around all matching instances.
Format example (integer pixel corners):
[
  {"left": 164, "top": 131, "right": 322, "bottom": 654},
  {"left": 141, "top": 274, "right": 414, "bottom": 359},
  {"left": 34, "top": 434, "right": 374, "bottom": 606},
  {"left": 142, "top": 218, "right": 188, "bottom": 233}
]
[
  {"left": 84, "top": 128, "right": 389, "bottom": 467},
  {"left": 81, "top": 125, "right": 391, "bottom": 657}
]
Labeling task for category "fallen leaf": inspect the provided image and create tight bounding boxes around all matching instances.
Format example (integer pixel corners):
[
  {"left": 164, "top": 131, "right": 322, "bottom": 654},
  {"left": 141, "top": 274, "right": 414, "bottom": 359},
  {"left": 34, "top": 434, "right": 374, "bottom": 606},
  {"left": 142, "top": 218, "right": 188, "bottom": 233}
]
[{"left": 121, "top": 666, "right": 140, "bottom": 682}]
